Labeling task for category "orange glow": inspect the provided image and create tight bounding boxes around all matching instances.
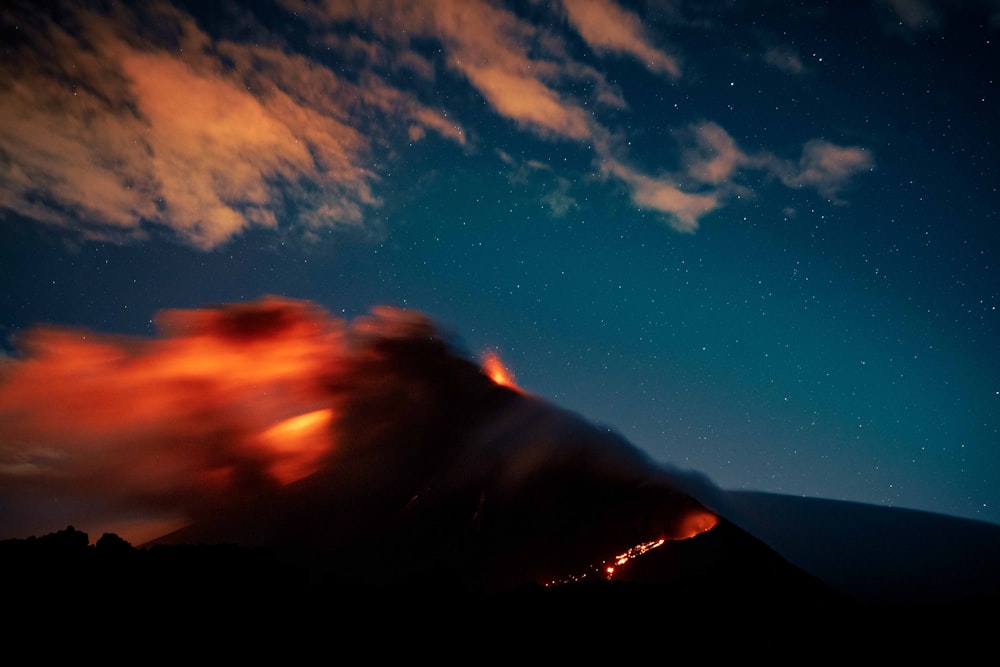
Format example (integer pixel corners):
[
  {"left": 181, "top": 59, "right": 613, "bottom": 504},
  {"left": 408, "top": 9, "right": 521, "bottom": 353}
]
[
  {"left": 257, "top": 408, "right": 336, "bottom": 485},
  {"left": 482, "top": 350, "right": 520, "bottom": 391},
  {"left": 676, "top": 509, "right": 719, "bottom": 539},
  {"left": 0, "top": 297, "right": 345, "bottom": 543},
  {"left": 606, "top": 538, "right": 667, "bottom": 579},
  {"left": 546, "top": 511, "right": 720, "bottom": 586}
]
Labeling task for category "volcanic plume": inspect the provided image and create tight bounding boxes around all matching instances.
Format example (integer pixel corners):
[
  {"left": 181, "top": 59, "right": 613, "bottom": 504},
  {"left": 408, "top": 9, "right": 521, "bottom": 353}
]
[{"left": 0, "top": 297, "right": 718, "bottom": 590}]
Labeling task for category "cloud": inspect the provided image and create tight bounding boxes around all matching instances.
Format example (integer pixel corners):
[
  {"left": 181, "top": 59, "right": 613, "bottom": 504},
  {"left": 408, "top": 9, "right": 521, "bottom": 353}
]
[
  {"left": 604, "top": 158, "right": 720, "bottom": 233},
  {"left": 762, "top": 46, "right": 806, "bottom": 74},
  {"left": 561, "top": 0, "right": 681, "bottom": 77},
  {"left": 1, "top": 0, "right": 874, "bottom": 247},
  {"left": 879, "top": 0, "right": 943, "bottom": 30},
  {"left": 776, "top": 140, "right": 875, "bottom": 201},
  {"left": 876, "top": 0, "right": 1000, "bottom": 32},
  {"left": 684, "top": 121, "right": 750, "bottom": 185},
  {"left": 543, "top": 178, "right": 578, "bottom": 217},
  {"left": 463, "top": 64, "right": 594, "bottom": 139},
  {"left": 294, "top": 0, "right": 603, "bottom": 142},
  {"left": 496, "top": 151, "right": 578, "bottom": 216},
  {"left": 596, "top": 123, "right": 875, "bottom": 230},
  {"left": 0, "top": 3, "right": 462, "bottom": 249}
]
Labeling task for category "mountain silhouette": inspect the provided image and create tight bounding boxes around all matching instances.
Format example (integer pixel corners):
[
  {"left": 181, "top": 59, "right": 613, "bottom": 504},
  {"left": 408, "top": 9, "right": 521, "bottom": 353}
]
[{"left": 713, "top": 490, "right": 1000, "bottom": 604}]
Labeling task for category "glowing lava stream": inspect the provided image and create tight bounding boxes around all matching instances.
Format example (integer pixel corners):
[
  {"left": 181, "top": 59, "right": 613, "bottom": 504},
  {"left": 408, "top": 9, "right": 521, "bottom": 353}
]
[
  {"left": 545, "top": 510, "right": 719, "bottom": 586},
  {"left": 604, "top": 538, "right": 667, "bottom": 579}
]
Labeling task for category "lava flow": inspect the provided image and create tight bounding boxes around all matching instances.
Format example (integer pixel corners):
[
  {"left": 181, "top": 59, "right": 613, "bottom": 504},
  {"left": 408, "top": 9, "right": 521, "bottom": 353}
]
[{"left": 546, "top": 509, "right": 719, "bottom": 586}]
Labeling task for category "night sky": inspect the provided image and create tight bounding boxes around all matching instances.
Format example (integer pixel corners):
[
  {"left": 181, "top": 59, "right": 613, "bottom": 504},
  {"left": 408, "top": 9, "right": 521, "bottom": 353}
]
[{"left": 1, "top": 0, "right": 998, "bottom": 535}]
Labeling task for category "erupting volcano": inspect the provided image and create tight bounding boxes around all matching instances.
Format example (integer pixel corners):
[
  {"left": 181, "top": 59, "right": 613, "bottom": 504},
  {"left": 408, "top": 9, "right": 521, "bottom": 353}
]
[
  {"left": 5, "top": 298, "right": 999, "bottom": 613},
  {"left": 1, "top": 297, "right": 726, "bottom": 592}
]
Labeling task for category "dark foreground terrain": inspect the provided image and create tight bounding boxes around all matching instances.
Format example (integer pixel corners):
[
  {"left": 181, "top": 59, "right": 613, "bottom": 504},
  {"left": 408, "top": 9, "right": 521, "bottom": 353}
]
[
  {"left": 5, "top": 520, "right": 998, "bottom": 659},
  {"left": 4, "top": 518, "right": 994, "bottom": 616}
]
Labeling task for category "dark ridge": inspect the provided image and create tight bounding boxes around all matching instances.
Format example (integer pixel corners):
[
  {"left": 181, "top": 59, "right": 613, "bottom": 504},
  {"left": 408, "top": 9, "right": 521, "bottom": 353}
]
[{"left": 717, "top": 490, "right": 1000, "bottom": 604}]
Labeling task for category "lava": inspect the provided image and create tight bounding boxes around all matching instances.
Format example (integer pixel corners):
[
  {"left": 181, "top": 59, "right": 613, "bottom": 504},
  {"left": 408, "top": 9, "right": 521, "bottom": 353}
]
[
  {"left": 481, "top": 350, "right": 520, "bottom": 391},
  {"left": 605, "top": 538, "right": 668, "bottom": 579},
  {"left": 676, "top": 509, "right": 719, "bottom": 539},
  {"left": 546, "top": 509, "right": 720, "bottom": 586}
]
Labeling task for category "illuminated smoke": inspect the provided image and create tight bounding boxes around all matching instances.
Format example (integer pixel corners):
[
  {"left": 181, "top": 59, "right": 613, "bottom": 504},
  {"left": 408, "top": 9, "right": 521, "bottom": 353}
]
[
  {"left": 1, "top": 297, "right": 717, "bottom": 590},
  {"left": 0, "top": 297, "right": 346, "bottom": 541}
]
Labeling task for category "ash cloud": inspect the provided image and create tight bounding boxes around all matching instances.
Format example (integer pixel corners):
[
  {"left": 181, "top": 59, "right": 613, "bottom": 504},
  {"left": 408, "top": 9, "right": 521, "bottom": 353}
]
[
  {"left": 0, "top": 298, "right": 715, "bottom": 588},
  {"left": 0, "top": 297, "right": 345, "bottom": 542}
]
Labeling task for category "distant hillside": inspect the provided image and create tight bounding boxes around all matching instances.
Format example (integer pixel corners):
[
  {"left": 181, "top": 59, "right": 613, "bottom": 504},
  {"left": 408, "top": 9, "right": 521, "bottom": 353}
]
[{"left": 715, "top": 490, "right": 1000, "bottom": 604}]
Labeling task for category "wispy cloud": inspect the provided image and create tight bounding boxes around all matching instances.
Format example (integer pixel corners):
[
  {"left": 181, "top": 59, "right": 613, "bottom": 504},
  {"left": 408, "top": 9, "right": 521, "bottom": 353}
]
[
  {"left": 1, "top": 0, "right": 874, "bottom": 246},
  {"left": 289, "top": 0, "right": 872, "bottom": 231},
  {"left": 292, "top": 0, "right": 604, "bottom": 141},
  {"left": 875, "top": 0, "right": 1000, "bottom": 32},
  {"left": 543, "top": 178, "right": 578, "bottom": 218},
  {"left": 560, "top": 0, "right": 681, "bottom": 78},
  {"left": 0, "top": 3, "right": 462, "bottom": 249},
  {"left": 879, "top": 0, "right": 942, "bottom": 30},
  {"left": 762, "top": 46, "right": 807, "bottom": 74},
  {"left": 598, "top": 122, "right": 874, "bottom": 231},
  {"left": 683, "top": 122, "right": 750, "bottom": 186},
  {"left": 603, "top": 158, "right": 720, "bottom": 233},
  {"left": 774, "top": 140, "right": 875, "bottom": 202}
]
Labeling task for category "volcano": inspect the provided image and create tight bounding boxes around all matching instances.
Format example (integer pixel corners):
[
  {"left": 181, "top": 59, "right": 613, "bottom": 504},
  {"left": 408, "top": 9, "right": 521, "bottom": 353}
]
[
  {"left": 4, "top": 304, "right": 999, "bottom": 638},
  {"left": 148, "top": 332, "right": 728, "bottom": 595}
]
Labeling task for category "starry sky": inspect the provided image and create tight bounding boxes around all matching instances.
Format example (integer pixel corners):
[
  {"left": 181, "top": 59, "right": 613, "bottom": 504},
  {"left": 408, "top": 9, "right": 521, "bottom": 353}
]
[{"left": 1, "top": 0, "right": 998, "bottom": 531}]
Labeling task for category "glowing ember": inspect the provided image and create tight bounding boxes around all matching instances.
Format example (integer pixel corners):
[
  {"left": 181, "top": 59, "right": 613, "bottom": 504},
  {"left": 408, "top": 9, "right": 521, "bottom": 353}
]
[{"left": 481, "top": 350, "right": 520, "bottom": 390}]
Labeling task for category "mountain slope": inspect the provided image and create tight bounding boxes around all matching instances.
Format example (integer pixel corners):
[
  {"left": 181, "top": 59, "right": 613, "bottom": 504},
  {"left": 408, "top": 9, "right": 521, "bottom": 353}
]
[{"left": 712, "top": 490, "right": 1000, "bottom": 604}]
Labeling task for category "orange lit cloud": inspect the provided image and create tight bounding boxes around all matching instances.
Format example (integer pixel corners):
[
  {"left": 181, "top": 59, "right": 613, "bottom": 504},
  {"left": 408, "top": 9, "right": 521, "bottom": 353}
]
[
  {"left": 463, "top": 64, "right": 593, "bottom": 140},
  {"left": 0, "top": 298, "right": 505, "bottom": 543},
  {"left": 293, "top": 0, "right": 602, "bottom": 142},
  {"left": 603, "top": 158, "right": 721, "bottom": 233},
  {"left": 0, "top": 3, "right": 462, "bottom": 249},
  {"left": 597, "top": 122, "right": 874, "bottom": 231},
  {"left": 0, "top": 297, "right": 346, "bottom": 540},
  {"left": 684, "top": 123, "right": 875, "bottom": 203},
  {"left": 1, "top": 1, "right": 873, "bottom": 245},
  {"left": 561, "top": 0, "right": 681, "bottom": 78},
  {"left": 785, "top": 140, "right": 875, "bottom": 201},
  {"left": 684, "top": 122, "right": 750, "bottom": 186},
  {"left": 285, "top": 0, "right": 873, "bottom": 227}
]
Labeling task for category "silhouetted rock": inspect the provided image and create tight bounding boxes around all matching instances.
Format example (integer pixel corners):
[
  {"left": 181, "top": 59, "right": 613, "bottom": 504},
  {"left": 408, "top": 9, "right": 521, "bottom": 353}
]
[{"left": 95, "top": 532, "right": 132, "bottom": 555}]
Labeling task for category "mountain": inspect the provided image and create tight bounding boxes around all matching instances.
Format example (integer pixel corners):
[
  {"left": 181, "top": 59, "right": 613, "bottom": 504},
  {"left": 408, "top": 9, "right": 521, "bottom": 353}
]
[
  {"left": 4, "top": 315, "right": 999, "bottom": 647},
  {"left": 712, "top": 490, "right": 1000, "bottom": 604}
]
